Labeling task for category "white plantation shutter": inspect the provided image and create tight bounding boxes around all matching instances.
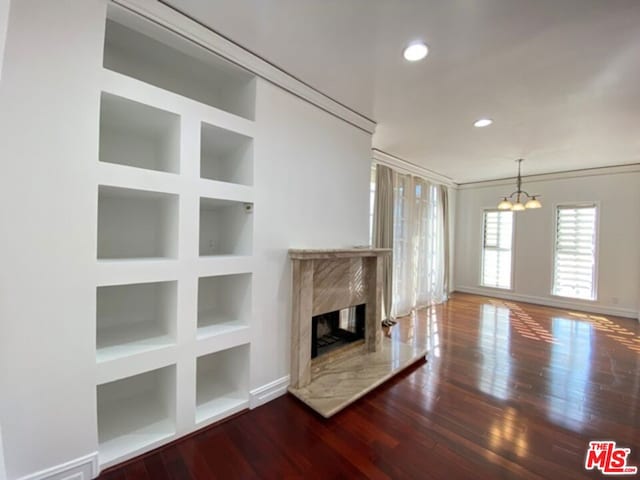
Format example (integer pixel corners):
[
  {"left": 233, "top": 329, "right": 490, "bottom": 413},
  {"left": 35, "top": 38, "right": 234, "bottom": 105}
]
[
  {"left": 553, "top": 205, "right": 597, "bottom": 300},
  {"left": 481, "top": 210, "right": 513, "bottom": 289}
]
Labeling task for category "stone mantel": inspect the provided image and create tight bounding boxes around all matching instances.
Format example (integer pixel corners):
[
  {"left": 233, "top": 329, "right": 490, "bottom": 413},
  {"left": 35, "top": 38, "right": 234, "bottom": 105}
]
[
  {"left": 288, "top": 248, "right": 389, "bottom": 391},
  {"left": 289, "top": 248, "right": 391, "bottom": 260}
]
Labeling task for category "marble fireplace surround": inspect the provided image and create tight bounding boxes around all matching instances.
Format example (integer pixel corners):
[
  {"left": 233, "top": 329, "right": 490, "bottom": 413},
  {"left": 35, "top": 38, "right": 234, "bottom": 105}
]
[
  {"left": 288, "top": 248, "right": 428, "bottom": 418},
  {"left": 289, "top": 248, "right": 389, "bottom": 389}
]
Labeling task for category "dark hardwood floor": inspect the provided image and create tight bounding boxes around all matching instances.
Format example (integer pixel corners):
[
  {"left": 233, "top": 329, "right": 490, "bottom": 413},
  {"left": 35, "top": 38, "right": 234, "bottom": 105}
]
[{"left": 99, "top": 293, "right": 640, "bottom": 479}]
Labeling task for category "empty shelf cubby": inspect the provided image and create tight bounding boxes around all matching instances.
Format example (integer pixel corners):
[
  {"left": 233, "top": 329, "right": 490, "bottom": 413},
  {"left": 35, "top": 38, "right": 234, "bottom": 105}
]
[
  {"left": 104, "top": 20, "right": 256, "bottom": 120},
  {"left": 201, "top": 122, "right": 253, "bottom": 186},
  {"left": 96, "top": 281, "right": 177, "bottom": 362},
  {"left": 97, "top": 365, "right": 176, "bottom": 465},
  {"left": 98, "top": 186, "right": 178, "bottom": 260},
  {"left": 99, "top": 92, "right": 180, "bottom": 173},
  {"left": 196, "top": 344, "right": 249, "bottom": 423},
  {"left": 197, "top": 273, "right": 251, "bottom": 339},
  {"left": 199, "top": 198, "right": 252, "bottom": 257}
]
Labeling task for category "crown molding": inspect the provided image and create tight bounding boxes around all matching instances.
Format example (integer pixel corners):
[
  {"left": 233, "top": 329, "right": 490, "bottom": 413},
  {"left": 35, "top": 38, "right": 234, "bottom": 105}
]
[
  {"left": 457, "top": 162, "right": 640, "bottom": 190},
  {"left": 372, "top": 149, "right": 456, "bottom": 187},
  {"left": 109, "top": 0, "right": 377, "bottom": 134}
]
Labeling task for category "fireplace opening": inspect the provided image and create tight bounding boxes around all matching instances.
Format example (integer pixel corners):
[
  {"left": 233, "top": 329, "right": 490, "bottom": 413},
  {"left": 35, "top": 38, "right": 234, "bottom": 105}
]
[{"left": 311, "top": 304, "right": 365, "bottom": 359}]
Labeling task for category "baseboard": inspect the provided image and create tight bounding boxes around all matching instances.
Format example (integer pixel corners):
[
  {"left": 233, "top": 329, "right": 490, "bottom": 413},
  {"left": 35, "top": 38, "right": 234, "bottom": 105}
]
[
  {"left": 455, "top": 286, "right": 639, "bottom": 320},
  {"left": 249, "top": 375, "right": 290, "bottom": 409},
  {"left": 17, "top": 452, "right": 98, "bottom": 480}
]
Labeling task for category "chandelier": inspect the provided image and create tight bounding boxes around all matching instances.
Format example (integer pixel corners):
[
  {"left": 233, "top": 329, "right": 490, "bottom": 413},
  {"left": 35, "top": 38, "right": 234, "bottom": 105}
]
[{"left": 497, "top": 159, "right": 542, "bottom": 211}]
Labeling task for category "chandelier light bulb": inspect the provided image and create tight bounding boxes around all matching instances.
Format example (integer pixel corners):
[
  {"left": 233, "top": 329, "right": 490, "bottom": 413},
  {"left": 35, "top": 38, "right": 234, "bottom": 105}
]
[
  {"left": 498, "top": 198, "right": 513, "bottom": 210},
  {"left": 525, "top": 197, "right": 542, "bottom": 209}
]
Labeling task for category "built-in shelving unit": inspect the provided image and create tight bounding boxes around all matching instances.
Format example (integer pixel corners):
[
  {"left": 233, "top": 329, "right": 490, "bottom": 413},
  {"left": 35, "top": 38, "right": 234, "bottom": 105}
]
[
  {"left": 97, "top": 365, "right": 176, "bottom": 466},
  {"left": 198, "top": 273, "right": 251, "bottom": 339},
  {"left": 97, "top": 186, "right": 179, "bottom": 260},
  {"left": 199, "top": 198, "right": 253, "bottom": 257},
  {"left": 95, "top": 11, "right": 255, "bottom": 467},
  {"left": 97, "top": 281, "right": 177, "bottom": 363},
  {"left": 100, "top": 92, "right": 180, "bottom": 173},
  {"left": 196, "top": 345, "right": 249, "bottom": 424},
  {"left": 201, "top": 122, "right": 253, "bottom": 185}
]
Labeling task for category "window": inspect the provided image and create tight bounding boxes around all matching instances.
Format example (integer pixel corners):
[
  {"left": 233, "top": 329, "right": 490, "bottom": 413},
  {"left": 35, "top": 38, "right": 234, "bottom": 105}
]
[
  {"left": 553, "top": 204, "right": 597, "bottom": 300},
  {"left": 481, "top": 210, "right": 513, "bottom": 289}
]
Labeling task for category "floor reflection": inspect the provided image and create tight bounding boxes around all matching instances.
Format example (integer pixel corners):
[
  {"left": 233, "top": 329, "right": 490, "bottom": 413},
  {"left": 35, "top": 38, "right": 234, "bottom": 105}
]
[
  {"left": 478, "top": 304, "right": 511, "bottom": 400},
  {"left": 488, "top": 407, "right": 528, "bottom": 458},
  {"left": 392, "top": 304, "right": 441, "bottom": 356},
  {"left": 490, "top": 299, "right": 556, "bottom": 343},
  {"left": 569, "top": 311, "right": 640, "bottom": 353},
  {"left": 547, "top": 317, "right": 593, "bottom": 431},
  {"left": 393, "top": 306, "right": 442, "bottom": 411}
]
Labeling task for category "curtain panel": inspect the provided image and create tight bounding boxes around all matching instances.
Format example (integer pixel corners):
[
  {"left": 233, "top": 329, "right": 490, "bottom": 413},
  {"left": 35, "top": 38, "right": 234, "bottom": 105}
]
[{"left": 389, "top": 172, "right": 447, "bottom": 318}]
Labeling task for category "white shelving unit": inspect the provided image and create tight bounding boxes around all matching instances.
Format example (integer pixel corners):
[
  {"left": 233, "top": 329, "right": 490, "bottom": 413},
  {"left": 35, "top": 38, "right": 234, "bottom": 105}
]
[
  {"left": 198, "top": 273, "right": 251, "bottom": 339},
  {"left": 100, "top": 92, "right": 180, "bottom": 173},
  {"left": 97, "top": 186, "right": 179, "bottom": 260},
  {"left": 97, "top": 365, "right": 176, "bottom": 466},
  {"left": 201, "top": 122, "right": 253, "bottom": 185},
  {"left": 200, "top": 198, "right": 253, "bottom": 257},
  {"left": 196, "top": 345, "right": 249, "bottom": 424},
  {"left": 97, "top": 281, "right": 177, "bottom": 363},
  {"left": 95, "top": 12, "right": 255, "bottom": 467}
]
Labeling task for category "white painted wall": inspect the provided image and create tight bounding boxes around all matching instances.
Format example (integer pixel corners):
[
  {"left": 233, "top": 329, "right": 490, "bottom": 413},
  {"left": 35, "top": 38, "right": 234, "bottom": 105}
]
[
  {"left": 0, "top": 1, "right": 106, "bottom": 478},
  {"left": 454, "top": 169, "right": 640, "bottom": 318},
  {"left": 251, "top": 79, "right": 371, "bottom": 388}
]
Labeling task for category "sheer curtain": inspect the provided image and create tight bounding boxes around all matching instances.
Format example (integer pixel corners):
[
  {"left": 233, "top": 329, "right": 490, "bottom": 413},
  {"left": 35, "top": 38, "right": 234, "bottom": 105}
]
[
  {"left": 390, "top": 173, "right": 447, "bottom": 318},
  {"left": 391, "top": 173, "right": 415, "bottom": 317}
]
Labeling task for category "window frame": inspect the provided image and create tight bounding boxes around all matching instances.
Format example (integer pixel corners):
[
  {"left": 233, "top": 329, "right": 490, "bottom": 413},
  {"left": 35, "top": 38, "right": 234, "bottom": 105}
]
[
  {"left": 551, "top": 202, "right": 599, "bottom": 301},
  {"left": 480, "top": 208, "right": 516, "bottom": 291}
]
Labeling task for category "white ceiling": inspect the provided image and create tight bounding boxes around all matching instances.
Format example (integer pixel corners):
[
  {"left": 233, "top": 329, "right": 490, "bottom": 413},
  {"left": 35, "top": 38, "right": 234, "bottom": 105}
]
[{"left": 166, "top": 0, "right": 640, "bottom": 182}]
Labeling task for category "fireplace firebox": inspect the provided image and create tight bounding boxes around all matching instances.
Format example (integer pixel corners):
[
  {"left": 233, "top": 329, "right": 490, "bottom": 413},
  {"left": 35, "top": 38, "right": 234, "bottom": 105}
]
[{"left": 311, "top": 304, "right": 365, "bottom": 359}]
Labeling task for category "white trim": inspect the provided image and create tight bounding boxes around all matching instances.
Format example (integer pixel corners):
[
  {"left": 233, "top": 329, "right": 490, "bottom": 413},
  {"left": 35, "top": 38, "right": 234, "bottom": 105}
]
[
  {"left": 455, "top": 285, "right": 638, "bottom": 319},
  {"left": 249, "top": 375, "right": 290, "bottom": 409},
  {"left": 372, "top": 149, "right": 455, "bottom": 187},
  {"left": 109, "top": 0, "right": 376, "bottom": 134},
  {"left": 17, "top": 452, "right": 98, "bottom": 480},
  {"left": 457, "top": 163, "right": 640, "bottom": 189}
]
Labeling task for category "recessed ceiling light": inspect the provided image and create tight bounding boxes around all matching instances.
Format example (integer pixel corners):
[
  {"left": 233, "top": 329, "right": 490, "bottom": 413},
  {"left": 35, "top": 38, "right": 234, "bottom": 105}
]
[
  {"left": 474, "top": 118, "right": 493, "bottom": 128},
  {"left": 403, "top": 42, "right": 429, "bottom": 62}
]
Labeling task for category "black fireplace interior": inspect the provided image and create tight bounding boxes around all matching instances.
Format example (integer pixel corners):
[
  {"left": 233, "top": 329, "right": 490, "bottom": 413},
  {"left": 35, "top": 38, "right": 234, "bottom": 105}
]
[{"left": 311, "top": 304, "right": 365, "bottom": 359}]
